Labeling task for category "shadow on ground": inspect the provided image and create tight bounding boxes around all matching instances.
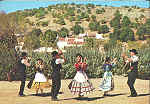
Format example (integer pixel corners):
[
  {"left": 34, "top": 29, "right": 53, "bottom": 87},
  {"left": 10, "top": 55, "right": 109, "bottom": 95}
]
[
  {"left": 137, "top": 93, "right": 150, "bottom": 97},
  {"left": 61, "top": 93, "right": 126, "bottom": 101},
  {"left": 28, "top": 92, "right": 64, "bottom": 97},
  {"left": 61, "top": 97, "right": 104, "bottom": 101},
  {"left": 103, "top": 93, "right": 126, "bottom": 97}
]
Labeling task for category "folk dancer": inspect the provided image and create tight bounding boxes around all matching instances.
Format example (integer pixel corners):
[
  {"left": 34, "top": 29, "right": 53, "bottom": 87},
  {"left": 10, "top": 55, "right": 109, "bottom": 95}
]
[
  {"left": 31, "top": 58, "right": 51, "bottom": 95},
  {"left": 50, "top": 50, "right": 65, "bottom": 101},
  {"left": 69, "top": 53, "right": 94, "bottom": 97},
  {"left": 16, "top": 52, "right": 31, "bottom": 97},
  {"left": 99, "top": 57, "right": 116, "bottom": 96},
  {"left": 122, "top": 49, "right": 139, "bottom": 97}
]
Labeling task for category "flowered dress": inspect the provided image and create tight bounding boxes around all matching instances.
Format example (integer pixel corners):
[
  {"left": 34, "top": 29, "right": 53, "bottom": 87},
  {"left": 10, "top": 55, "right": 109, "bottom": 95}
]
[
  {"left": 69, "top": 63, "right": 94, "bottom": 95},
  {"left": 99, "top": 64, "right": 115, "bottom": 91},
  {"left": 31, "top": 65, "right": 51, "bottom": 89}
]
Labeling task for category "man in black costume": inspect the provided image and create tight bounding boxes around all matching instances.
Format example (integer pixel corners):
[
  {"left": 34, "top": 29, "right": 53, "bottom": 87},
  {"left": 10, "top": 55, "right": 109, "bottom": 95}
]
[
  {"left": 51, "top": 50, "right": 65, "bottom": 101},
  {"left": 16, "top": 52, "right": 31, "bottom": 97},
  {"left": 122, "top": 49, "right": 139, "bottom": 97}
]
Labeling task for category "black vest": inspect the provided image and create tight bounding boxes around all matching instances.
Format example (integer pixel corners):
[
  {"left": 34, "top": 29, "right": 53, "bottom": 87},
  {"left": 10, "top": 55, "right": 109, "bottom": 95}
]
[
  {"left": 36, "top": 67, "right": 44, "bottom": 73},
  {"left": 131, "top": 61, "right": 138, "bottom": 72},
  {"left": 17, "top": 59, "right": 26, "bottom": 73},
  {"left": 51, "top": 58, "right": 62, "bottom": 74}
]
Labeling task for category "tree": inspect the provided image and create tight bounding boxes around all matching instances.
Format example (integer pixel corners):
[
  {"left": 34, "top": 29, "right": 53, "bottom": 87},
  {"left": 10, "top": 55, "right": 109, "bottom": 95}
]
[
  {"left": 67, "top": 8, "right": 75, "bottom": 16},
  {"left": 69, "top": 16, "right": 75, "bottom": 22},
  {"left": 109, "top": 28, "right": 120, "bottom": 40},
  {"left": 40, "top": 29, "right": 58, "bottom": 47},
  {"left": 97, "top": 25, "right": 109, "bottom": 34},
  {"left": 23, "top": 32, "right": 41, "bottom": 50},
  {"left": 31, "top": 28, "right": 42, "bottom": 37},
  {"left": 110, "top": 17, "right": 121, "bottom": 29},
  {"left": 96, "top": 9, "right": 102, "bottom": 14},
  {"left": 130, "top": 22, "right": 140, "bottom": 29},
  {"left": 52, "top": 12, "right": 57, "bottom": 18},
  {"left": 48, "top": 5, "right": 52, "bottom": 12},
  {"left": 122, "top": 16, "right": 131, "bottom": 27},
  {"left": 0, "top": 12, "right": 26, "bottom": 36},
  {"left": 110, "top": 10, "right": 122, "bottom": 29},
  {"left": 96, "top": 8, "right": 105, "bottom": 14},
  {"left": 59, "top": 27, "right": 69, "bottom": 38},
  {"left": 136, "top": 25, "right": 146, "bottom": 40},
  {"left": 136, "top": 19, "right": 150, "bottom": 40},
  {"left": 120, "top": 27, "right": 135, "bottom": 42},
  {"left": 89, "top": 21, "right": 99, "bottom": 31},
  {"left": 91, "top": 15, "right": 97, "bottom": 21},
  {"left": 77, "top": 9, "right": 81, "bottom": 13},
  {"left": 114, "top": 10, "right": 122, "bottom": 19},
  {"left": 87, "top": 9, "right": 91, "bottom": 14},
  {"left": 145, "top": 19, "right": 150, "bottom": 35},
  {"left": 71, "top": 24, "right": 84, "bottom": 35},
  {"left": 35, "top": 9, "right": 47, "bottom": 19},
  {"left": 0, "top": 12, "right": 25, "bottom": 80},
  {"left": 86, "top": 3, "right": 95, "bottom": 8},
  {"left": 80, "top": 12, "right": 89, "bottom": 19},
  {"left": 76, "top": 15, "right": 81, "bottom": 21}
]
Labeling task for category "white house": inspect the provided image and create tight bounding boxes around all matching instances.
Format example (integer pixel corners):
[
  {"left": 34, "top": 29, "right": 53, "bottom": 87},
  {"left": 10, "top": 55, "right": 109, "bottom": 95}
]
[
  {"left": 57, "top": 37, "right": 84, "bottom": 49},
  {"left": 96, "top": 33, "right": 105, "bottom": 39}
]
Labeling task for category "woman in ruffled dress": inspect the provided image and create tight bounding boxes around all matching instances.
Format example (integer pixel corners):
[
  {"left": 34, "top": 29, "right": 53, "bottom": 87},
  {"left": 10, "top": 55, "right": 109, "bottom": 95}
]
[
  {"left": 69, "top": 53, "right": 94, "bottom": 97},
  {"left": 31, "top": 59, "right": 51, "bottom": 95},
  {"left": 99, "top": 57, "right": 117, "bottom": 96}
]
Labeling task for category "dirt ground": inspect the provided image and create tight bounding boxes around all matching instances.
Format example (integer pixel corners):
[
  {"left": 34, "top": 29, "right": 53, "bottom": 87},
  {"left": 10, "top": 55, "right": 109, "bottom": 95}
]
[{"left": 0, "top": 76, "right": 149, "bottom": 104}]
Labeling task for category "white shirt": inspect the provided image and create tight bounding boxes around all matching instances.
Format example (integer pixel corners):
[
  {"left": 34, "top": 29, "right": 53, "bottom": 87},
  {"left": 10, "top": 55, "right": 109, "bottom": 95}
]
[
  {"left": 55, "top": 58, "right": 65, "bottom": 64},
  {"left": 125, "top": 55, "right": 139, "bottom": 63},
  {"left": 21, "top": 59, "right": 26, "bottom": 64},
  {"left": 131, "top": 55, "right": 139, "bottom": 62}
]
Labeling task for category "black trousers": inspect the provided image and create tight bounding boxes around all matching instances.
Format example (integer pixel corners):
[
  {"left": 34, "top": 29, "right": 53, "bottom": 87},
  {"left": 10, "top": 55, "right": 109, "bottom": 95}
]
[
  {"left": 127, "top": 71, "right": 138, "bottom": 95},
  {"left": 18, "top": 73, "right": 26, "bottom": 95},
  {"left": 51, "top": 73, "right": 61, "bottom": 99},
  {"left": 27, "top": 73, "right": 36, "bottom": 89}
]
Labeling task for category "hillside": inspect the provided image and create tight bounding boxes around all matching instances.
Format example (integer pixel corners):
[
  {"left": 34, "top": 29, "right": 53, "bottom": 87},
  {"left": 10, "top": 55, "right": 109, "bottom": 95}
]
[{"left": 19, "top": 4, "right": 149, "bottom": 33}]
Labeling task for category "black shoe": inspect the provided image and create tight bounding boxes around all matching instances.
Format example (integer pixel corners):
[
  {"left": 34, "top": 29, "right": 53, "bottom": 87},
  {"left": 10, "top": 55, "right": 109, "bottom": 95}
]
[
  {"left": 18, "top": 94, "right": 26, "bottom": 97},
  {"left": 35, "top": 94, "right": 39, "bottom": 96},
  {"left": 128, "top": 94, "right": 137, "bottom": 97},
  {"left": 103, "top": 94, "right": 109, "bottom": 96},
  {"left": 51, "top": 97, "right": 59, "bottom": 101},
  {"left": 78, "top": 95, "right": 84, "bottom": 98}
]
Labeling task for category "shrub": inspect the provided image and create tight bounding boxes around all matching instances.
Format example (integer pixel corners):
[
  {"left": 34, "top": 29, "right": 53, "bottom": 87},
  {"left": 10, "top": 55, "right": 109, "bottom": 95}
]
[
  {"left": 136, "top": 25, "right": 146, "bottom": 40},
  {"left": 71, "top": 24, "right": 84, "bottom": 35},
  {"left": 59, "top": 27, "right": 69, "bottom": 38},
  {"left": 97, "top": 25, "right": 109, "bottom": 34},
  {"left": 56, "top": 18, "right": 66, "bottom": 25},
  {"left": 89, "top": 21, "right": 99, "bottom": 31},
  {"left": 120, "top": 27, "right": 135, "bottom": 42}
]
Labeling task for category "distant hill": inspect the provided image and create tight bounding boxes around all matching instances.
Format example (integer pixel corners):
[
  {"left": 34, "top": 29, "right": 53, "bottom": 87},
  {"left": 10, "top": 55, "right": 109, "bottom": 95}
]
[{"left": 20, "top": 4, "right": 149, "bottom": 33}]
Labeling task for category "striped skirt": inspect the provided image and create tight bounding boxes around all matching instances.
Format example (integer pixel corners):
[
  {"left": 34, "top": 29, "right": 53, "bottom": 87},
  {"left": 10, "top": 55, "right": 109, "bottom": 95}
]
[{"left": 69, "top": 71, "right": 94, "bottom": 95}]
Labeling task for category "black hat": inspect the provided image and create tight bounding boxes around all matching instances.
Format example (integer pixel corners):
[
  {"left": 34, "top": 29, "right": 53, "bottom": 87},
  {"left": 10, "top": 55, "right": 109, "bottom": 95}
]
[
  {"left": 37, "top": 58, "right": 43, "bottom": 62},
  {"left": 21, "top": 52, "right": 27, "bottom": 57},
  {"left": 76, "top": 53, "right": 83, "bottom": 58},
  {"left": 129, "top": 49, "right": 138, "bottom": 54},
  {"left": 105, "top": 57, "right": 111, "bottom": 62},
  {"left": 51, "top": 51, "right": 58, "bottom": 57}
]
